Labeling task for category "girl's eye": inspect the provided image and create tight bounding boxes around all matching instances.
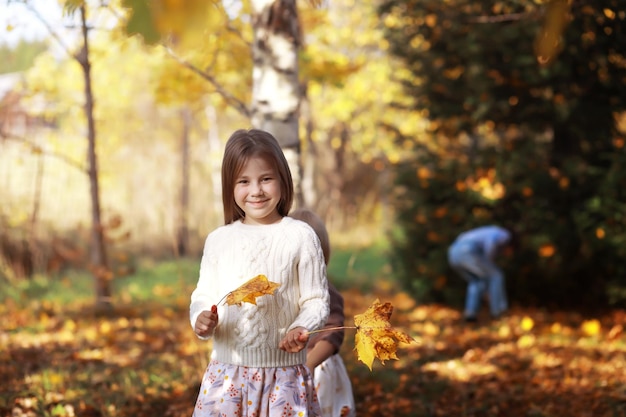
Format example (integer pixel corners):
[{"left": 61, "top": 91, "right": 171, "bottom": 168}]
[
  {"left": 262, "top": 177, "right": 272, "bottom": 182},
  {"left": 237, "top": 179, "right": 248, "bottom": 184}
]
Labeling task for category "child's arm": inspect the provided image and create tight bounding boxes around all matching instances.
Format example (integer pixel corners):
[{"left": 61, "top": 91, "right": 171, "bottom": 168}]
[
  {"left": 305, "top": 283, "right": 345, "bottom": 368},
  {"left": 306, "top": 340, "right": 335, "bottom": 369},
  {"left": 190, "top": 233, "right": 221, "bottom": 338}
]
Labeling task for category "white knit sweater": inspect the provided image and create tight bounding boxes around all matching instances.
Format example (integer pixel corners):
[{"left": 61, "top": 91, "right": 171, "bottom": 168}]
[{"left": 190, "top": 217, "right": 330, "bottom": 368}]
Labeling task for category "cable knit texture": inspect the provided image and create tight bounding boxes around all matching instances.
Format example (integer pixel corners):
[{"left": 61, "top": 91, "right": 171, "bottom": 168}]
[{"left": 190, "top": 217, "right": 330, "bottom": 368}]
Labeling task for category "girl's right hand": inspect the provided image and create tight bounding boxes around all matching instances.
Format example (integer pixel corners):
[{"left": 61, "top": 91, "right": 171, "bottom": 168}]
[{"left": 194, "top": 305, "right": 218, "bottom": 337}]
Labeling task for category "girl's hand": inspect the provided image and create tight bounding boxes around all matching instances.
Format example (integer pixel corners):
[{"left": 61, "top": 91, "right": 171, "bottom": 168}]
[
  {"left": 194, "top": 305, "right": 218, "bottom": 337},
  {"left": 279, "top": 327, "right": 308, "bottom": 353}
]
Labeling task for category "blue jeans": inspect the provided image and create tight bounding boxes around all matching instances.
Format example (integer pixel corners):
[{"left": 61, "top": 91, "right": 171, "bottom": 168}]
[{"left": 448, "top": 241, "right": 507, "bottom": 318}]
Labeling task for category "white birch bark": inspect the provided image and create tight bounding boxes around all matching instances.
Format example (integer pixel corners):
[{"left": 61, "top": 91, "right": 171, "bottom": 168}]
[{"left": 250, "top": 0, "right": 303, "bottom": 206}]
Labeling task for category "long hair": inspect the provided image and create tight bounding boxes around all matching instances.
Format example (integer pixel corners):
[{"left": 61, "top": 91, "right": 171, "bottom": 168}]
[{"left": 221, "top": 129, "right": 294, "bottom": 224}]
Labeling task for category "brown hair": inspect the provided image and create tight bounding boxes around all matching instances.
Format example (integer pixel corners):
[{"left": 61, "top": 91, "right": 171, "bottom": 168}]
[
  {"left": 289, "top": 208, "right": 330, "bottom": 265},
  {"left": 221, "top": 129, "right": 294, "bottom": 224}
]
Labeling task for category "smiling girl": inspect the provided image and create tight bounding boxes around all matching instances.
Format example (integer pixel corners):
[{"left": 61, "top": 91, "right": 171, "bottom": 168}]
[{"left": 190, "top": 129, "right": 330, "bottom": 417}]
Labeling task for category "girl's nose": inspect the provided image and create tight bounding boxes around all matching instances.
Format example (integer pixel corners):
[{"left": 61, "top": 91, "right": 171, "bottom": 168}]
[{"left": 251, "top": 181, "right": 263, "bottom": 194}]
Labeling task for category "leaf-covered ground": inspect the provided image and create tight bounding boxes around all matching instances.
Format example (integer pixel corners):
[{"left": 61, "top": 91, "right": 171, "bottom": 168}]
[{"left": 2, "top": 283, "right": 625, "bottom": 417}]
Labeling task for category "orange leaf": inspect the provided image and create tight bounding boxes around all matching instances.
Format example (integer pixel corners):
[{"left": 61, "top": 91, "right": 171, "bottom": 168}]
[
  {"left": 353, "top": 299, "right": 416, "bottom": 371},
  {"left": 224, "top": 275, "right": 280, "bottom": 306}
]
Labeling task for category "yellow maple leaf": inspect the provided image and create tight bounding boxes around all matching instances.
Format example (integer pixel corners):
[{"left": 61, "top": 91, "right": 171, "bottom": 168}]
[
  {"left": 353, "top": 299, "right": 415, "bottom": 371},
  {"left": 224, "top": 275, "right": 280, "bottom": 306}
]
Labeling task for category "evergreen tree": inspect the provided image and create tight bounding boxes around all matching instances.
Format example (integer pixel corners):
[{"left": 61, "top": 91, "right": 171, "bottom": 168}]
[{"left": 380, "top": 0, "right": 626, "bottom": 309}]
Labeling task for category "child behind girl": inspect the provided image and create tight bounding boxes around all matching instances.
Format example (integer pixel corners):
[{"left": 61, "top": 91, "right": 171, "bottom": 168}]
[
  {"left": 190, "top": 129, "right": 330, "bottom": 417},
  {"left": 290, "top": 208, "right": 356, "bottom": 417}
]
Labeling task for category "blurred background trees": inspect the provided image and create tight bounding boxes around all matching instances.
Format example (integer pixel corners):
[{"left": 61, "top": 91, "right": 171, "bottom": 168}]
[{"left": 1, "top": 0, "right": 625, "bottom": 311}]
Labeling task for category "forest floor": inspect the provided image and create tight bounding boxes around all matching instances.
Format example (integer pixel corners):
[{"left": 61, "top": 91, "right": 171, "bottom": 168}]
[{"left": 2, "top": 281, "right": 626, "bottom": 417}]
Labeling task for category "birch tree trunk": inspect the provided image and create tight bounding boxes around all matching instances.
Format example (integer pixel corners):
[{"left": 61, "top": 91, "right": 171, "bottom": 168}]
[{"left": 250, "top": 0, "right": 304, "bottom": 207}]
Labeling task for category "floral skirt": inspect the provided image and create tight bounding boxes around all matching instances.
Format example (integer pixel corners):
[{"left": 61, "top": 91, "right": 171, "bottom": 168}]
[{"left": 193, "top": 360, "right": 322, "bottom": 417}]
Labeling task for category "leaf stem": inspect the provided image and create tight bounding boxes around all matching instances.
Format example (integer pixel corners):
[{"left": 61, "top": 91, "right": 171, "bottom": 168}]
[
  {"left": 216, "top": 292, "right": 231, "bottom": 306},
  {"left": 306, "top": 326, "right": 357, "bottom": 335}
]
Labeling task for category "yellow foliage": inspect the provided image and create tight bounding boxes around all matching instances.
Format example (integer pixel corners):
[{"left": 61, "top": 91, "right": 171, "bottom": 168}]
[
  {"left": 417, "top": 167, "right": 432, "bottom": 179},
  {"left": 224, "top": 275, "right": 281, "bottom": 306},
  {"left": 608, "top": 324, "right": 623, "bottom": 340},
  {"left": 425, "top": 14, "right": 437, "bottom": 28},
  {"left": 534, "top": 0, "right": 570, "bottom": 66},
  {"left": 498, "top": 324, "right": 511, "bottom": 338},
  {"left": 302, "top": 0, "right": 431, "bottom": 162},
  {"left": 390, "top": 292, "right": 416, "bottom": 311},
  {"left": 422, "top": 322, "right": 440, "bottom": 337},
  {"left": 99, "top": 321, "right": 112, "bottom": 335},
  {"left": 520, "top": 316, "right": 535, "bottom": 332},
  {"left": 353, "top": 299, "right": 416, "bottom": 371},
  {"left": 581, "top": 319, "right": 601, "bottom": 336},
  {"left": 517, "top": 334, "right": 536, "bottom": 348},
  {"left": 63, "top": 319, "right": 77, "bottom": 332}
]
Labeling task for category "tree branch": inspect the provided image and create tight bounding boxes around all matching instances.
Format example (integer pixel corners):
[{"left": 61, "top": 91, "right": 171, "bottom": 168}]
[
  {"left": 468, "top": 11, "right": 542, "bottom": 24},
  {"left": 0, "top": 132, "right": 86, "bottom": 173},
  {"left": 163, "top": 46, "right": 251, "bottom": 118},
  {"left": 23, "top": 1, "right": 75, "bottom": 57}
]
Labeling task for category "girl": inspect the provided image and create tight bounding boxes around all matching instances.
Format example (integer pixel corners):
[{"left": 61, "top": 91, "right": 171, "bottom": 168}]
[
  {"left": 190, "top": 129, "right": 330, "bottom": 417},
  {"left": 289, "top": 208, "right": 356, "bottom": 417}
]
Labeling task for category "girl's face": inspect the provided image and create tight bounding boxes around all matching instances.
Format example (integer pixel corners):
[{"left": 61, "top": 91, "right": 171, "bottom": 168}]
[{"left": 234, "top": 156, "right": 282, "bottom": 225}]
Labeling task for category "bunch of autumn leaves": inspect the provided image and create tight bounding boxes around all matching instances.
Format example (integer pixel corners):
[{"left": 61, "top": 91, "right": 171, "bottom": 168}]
[{"left": 220, "top": 275, "right": 416, "bottom": 371}]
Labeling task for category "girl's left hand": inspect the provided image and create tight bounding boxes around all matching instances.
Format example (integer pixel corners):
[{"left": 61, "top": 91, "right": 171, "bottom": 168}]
[{"left": 279, "top": 327, "right": 308, "bottom": 353}]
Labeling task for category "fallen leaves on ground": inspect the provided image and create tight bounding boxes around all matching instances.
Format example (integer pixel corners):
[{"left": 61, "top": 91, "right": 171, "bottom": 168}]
[
  {"left": 2, "top": 284, "right": 626, "bottom": 417},
  {"left": 223, "top": 274, "right": 280, "bottom": 306}
]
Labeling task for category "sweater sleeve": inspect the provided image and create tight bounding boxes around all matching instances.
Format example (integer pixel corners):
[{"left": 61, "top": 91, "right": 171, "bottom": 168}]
[
  {"left": 189, "top": 233, "right": 219, "bottom": 339},
  {"left": 287, "top": 224, "right": 330, "bottom": 333}
]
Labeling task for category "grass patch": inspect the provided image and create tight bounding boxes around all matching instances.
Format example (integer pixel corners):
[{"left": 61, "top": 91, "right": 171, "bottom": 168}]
[
  {"left": 327, "top": 241, "right": 391, "bottom": 291},
  {"left": 1, "top": 246, "right": 389, "bottom": 308},
  {"left": 0, "top": 257, "right": 201, "bottom": 309},
  {"left": 0, "top": 270, "right": 95, "bottom": 306},
  {"left": 112, "top": 258, "right": 199, "bottom": 305}
]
